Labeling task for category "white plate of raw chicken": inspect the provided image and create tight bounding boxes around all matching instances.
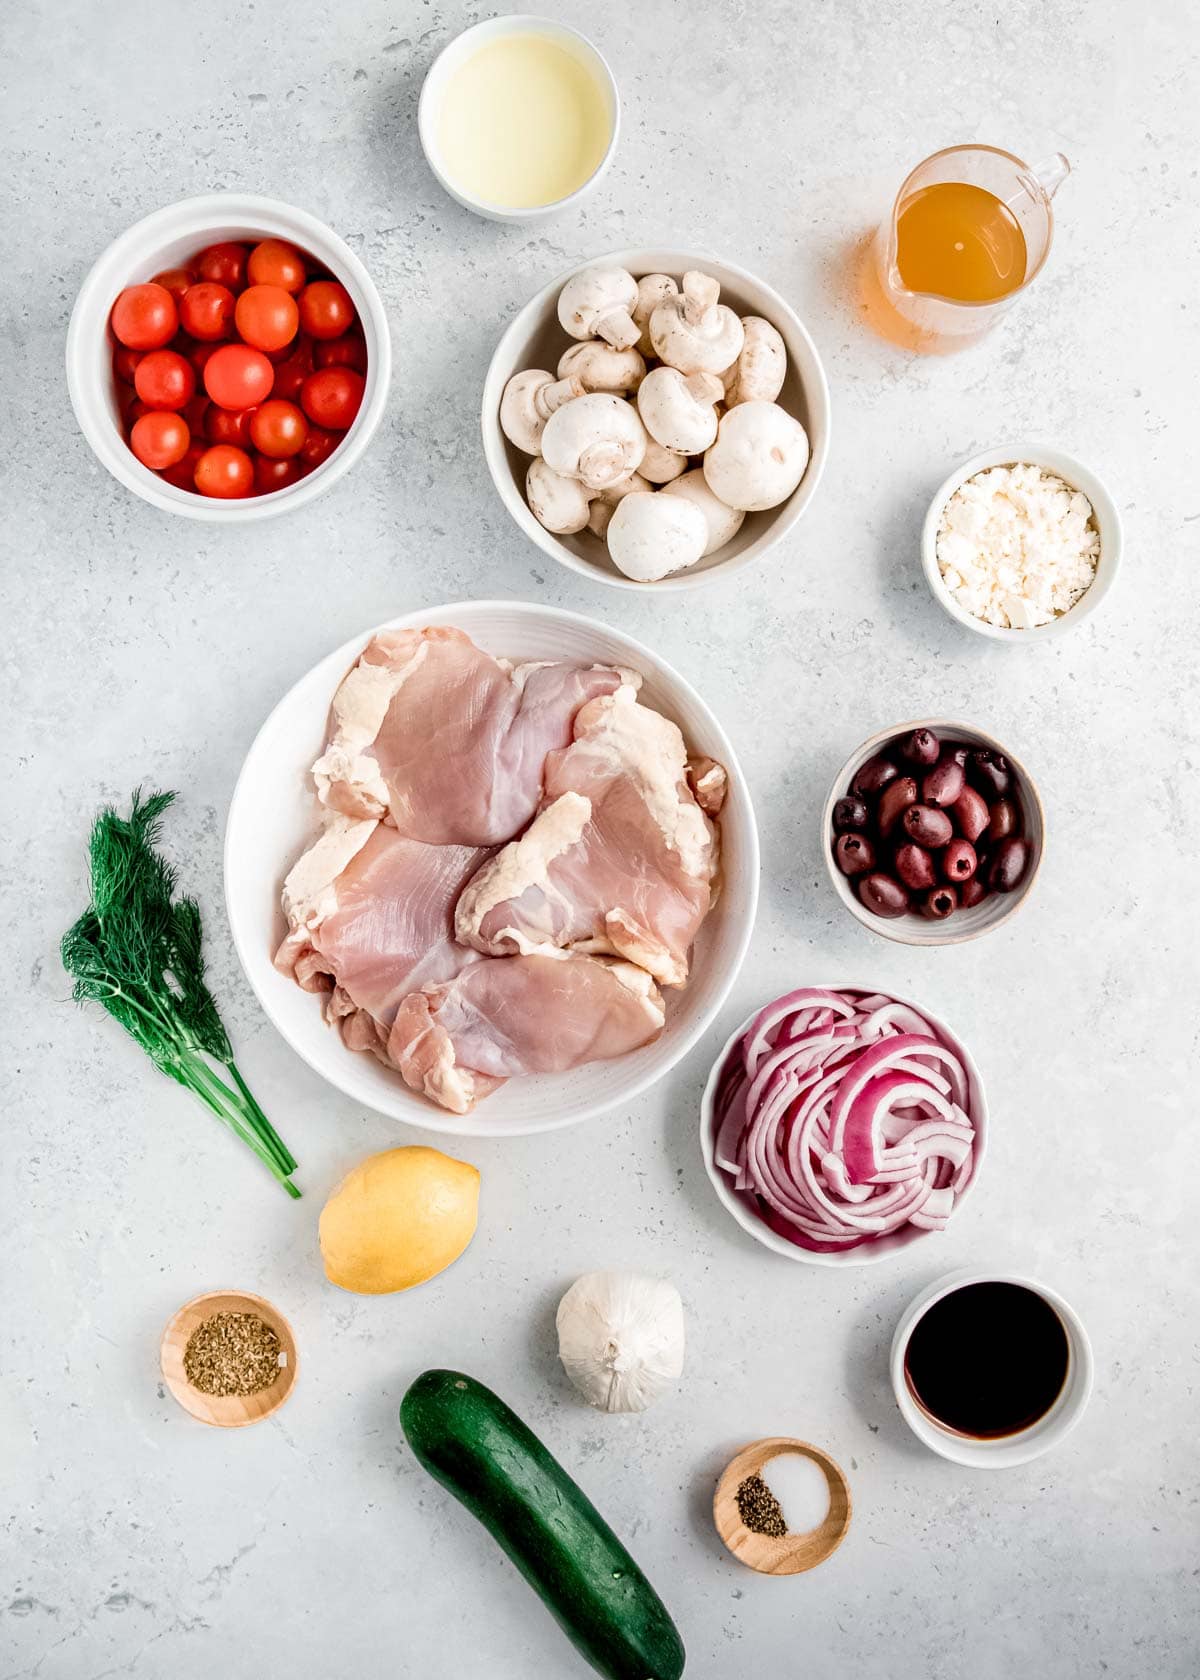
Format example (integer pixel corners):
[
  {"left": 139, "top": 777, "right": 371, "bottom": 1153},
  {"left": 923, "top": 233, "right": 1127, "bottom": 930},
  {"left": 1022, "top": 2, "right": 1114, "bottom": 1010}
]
[{"left": 225, "top": 600, "right": 759, "bottom": 1136}]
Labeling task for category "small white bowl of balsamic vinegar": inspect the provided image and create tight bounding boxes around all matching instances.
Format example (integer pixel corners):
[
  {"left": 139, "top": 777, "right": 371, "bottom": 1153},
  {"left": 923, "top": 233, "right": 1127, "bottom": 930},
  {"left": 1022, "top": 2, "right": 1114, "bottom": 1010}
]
[
  {"left": 418, "top": 17, "right": 619, "bottom": 222},
  {"left": 890, "top": 1269, "right": 1094, "bottom": 1468}
]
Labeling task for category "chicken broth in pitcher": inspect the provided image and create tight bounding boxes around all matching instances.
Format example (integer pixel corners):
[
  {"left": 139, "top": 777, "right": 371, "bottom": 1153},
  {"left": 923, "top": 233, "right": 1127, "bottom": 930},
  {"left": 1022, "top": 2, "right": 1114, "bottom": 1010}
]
[{"left": 903, "top": 1281, "right": 1070, "bottom": 1438}]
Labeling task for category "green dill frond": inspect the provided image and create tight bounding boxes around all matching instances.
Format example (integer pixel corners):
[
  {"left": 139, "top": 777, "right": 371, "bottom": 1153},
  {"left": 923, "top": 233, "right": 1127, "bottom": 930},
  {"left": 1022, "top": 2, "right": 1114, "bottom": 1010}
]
[{"left": 61, "top": 789, "right": 299, "bottom": 1197}]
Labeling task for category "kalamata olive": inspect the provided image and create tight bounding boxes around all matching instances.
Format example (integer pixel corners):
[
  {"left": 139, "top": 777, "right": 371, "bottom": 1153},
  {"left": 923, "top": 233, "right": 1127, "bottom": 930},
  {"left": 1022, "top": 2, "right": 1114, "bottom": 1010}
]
[
  {"left": 942, "top": 838, "right": 977, "bottom": 881},
  {"left": 895, "top": 842, "right": 935, "bottom": 890},
  {"left": 902, "top": 803, "right": 954, "bottom": 848},
  {"left": 922, "top": 752, "right": 966, "bottom": 807},
  {"left": 852, "top": 754, "right": 899, "bottom": 797},
  {"left": 834, "top": 833, "right": 875, "bottom": 877},
  {"left": 920, "top": 886, "right": 958, "bottom": 920},
  {"left": 898, "top": 727, "right": 939, "bottom": 767},
  {"left": 878, "top": 775, "right": 918, "bottom": 835},
  {"left": 833, "top": 795, "right": 870, "bottom": 833},
  {"left": 959, "top": 878, "right": 988, "bottom": 909},
  {"left": 986, "top": 797, "right": 1019, "bottom": 842},
  {"left": 967, "top": 748, "right": 1012, "bottom": 797},
  {"left": 858, "top": 872, "right": 909, "bottom": 918},
  {"left": 988, "top": 836, "right": 1030, "bottom": 893},
  {"left": 953, "top": 785, "right": 990, "bottom": 843}
]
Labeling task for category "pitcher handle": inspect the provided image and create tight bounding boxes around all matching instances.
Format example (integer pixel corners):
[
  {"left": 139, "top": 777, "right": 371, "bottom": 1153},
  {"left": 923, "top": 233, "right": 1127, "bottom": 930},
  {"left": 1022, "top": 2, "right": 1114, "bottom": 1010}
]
[{"left": 1023, "top": 152, "right": 1071, "bottom": 202}]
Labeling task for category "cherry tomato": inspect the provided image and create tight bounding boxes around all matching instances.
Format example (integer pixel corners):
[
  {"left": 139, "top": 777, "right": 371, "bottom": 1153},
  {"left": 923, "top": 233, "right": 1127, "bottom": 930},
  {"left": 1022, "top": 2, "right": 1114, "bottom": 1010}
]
[
  {"left": 113, "top": 343, "right": 144, "bottom": 383},
  {"left": 151, "top": 267, "right": 194, "bottom": 300},
  {"left": 298, "top": 280, "right": 355, "bottom": 341},
  {"left": 158, "top": 439, "right": 206, "bottom": 491},
  {"left": 234, "top": 284, "right": 299, "bottom": 353},
  {"left": 315, "top": 332, "right": 368, "bottom": 373},
  {"left": 269, "top": 337, "right": 314, "bottom": 402},
  {"left": 300, "top": 367, "right": 364, "bottom": 430},
  {"left": 204, "top": 343, "right": 275, "bottom": 410},
  {"left": 254, "top": 454, "right": 303, "bottom": 493},
  {"left": 248, "top": 238, "right": 306, "bottom": 293},
  {"left": 298, "top": 425, "right": 340, "bottom": 471},
  {"left": 130, "top": 411, "right": 190, "bottom": 469},
  {"left": 194, "top": 242, "right": 249, "bottom": 290},
  {"left": 250, "top": 398, "right": 307, "bottom": 458},
  {"left": 194, "top": 444, "right": 254, "bottom": 498},
  {"left": 123, "top": 394, "right": 150, "bottom": 429},
  {"left": 206, "top": 404, "right": 257, "bottom": 447},
  {"left": 188, "top": 341, "right": 221, "bottom": 378},
  {"left": 180, "top": 281, "right": 236, "bottom": 342},
  {"left": 182, "top": 393, "right": 210, "bottom": 434},
  {"left": 134, "top": 349, "right": 196, "bottom": 410},
  {"left": 111, "top": 283, "right": 178, "bottom": 350}
]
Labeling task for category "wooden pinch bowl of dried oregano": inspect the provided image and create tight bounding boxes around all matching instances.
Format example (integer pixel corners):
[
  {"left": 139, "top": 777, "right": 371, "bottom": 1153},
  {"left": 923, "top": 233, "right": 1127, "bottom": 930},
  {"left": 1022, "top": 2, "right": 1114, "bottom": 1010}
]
[
  {"left": 160, "top": 1290, "right": 298, "bottom": 1427},
  {"left": 713, "top": 1437, "right": 851, "bottom": 1575}
]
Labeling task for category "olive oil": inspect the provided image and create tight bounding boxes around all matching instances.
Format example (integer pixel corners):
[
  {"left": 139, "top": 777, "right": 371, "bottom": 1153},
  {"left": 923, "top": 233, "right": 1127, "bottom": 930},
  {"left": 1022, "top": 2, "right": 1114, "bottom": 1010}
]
[
  {"left": 904, "top": 1281, "right": 1069, "bottom": 1438},
  {"left": 895, "top": 181, "right": 1027, "bottom": 304},
  {"left": 435, "top": 34, "right": 612, "bottom": 210}
]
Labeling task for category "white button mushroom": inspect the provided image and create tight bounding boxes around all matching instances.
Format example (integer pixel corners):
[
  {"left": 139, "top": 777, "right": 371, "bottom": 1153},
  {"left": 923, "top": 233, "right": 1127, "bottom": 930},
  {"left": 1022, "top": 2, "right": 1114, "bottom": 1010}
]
[
  {"left": 703, "top": 400, "right": 810, "bottom": 512},
  {"left": 661, "top": 467, "right": 746, "bottom": 556},
  {"left": 557, "top": 340, "right": 647, "bottom": 395},
  {"left": 722, "top": 316, "right": 787, "bottom": 407},
  {"left": 649, "top": 270, "right": 745, "bottom": 376},
  {"left": 638, "top": 436, "right": 688, "bottom": 485},
  {"left": 557, "top": 267, "right": 640, "bottom": 350},
  {"left": 636, "top": 368, "right": 723, "bottom": 456},
  {"left": 541, "top": 393, "right": 648, "bottom": 491},
  {"left": 605, "top": 490, "right": 708, "bottom": 582},
  {"left": 526, "top": 458, "right": 592, "bottom": 534},
  {"left": 500, "top": 369, "right": 587, "bottom": 456},
  {"left": 632, "top": 273, "right": 679, "bottom": 357},
  {"left": 586, "top": 470, "right": 651, "bottom": 539}
]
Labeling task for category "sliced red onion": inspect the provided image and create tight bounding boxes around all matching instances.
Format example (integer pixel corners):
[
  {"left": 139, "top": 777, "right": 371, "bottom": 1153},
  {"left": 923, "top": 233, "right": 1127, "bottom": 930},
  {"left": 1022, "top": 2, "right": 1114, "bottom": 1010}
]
[{"left": 711, "top": 986, "right": 978, "bottom": 1253}]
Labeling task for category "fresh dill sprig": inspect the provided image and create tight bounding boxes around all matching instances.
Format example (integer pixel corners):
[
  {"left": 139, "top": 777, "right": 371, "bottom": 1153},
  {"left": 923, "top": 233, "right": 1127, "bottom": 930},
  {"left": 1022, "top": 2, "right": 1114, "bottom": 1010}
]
[{"left": 61, "top": 789, "right": 300, "bottom": 1197}]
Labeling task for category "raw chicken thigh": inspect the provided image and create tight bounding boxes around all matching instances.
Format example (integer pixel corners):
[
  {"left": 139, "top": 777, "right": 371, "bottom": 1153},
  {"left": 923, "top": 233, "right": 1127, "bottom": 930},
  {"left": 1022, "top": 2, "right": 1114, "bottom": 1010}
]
[
  {"left": 454, "top": 687, "right": 719, "bottom": 987},
  {"left": 388, "top": 954, "right": 666, "bottom": 1114},
  {"left": 274, "top": 815, "right": 489, "bottom": 1036},
  {"left": 311, "top": 626, "right": 629, "bottom": 845}
]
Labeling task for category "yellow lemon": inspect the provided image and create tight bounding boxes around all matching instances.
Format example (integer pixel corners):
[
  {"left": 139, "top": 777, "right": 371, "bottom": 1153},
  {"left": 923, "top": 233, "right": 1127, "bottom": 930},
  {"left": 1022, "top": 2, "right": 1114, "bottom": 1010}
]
[{"left": 319, "top": 1146, "right": 480, "bottom": 1294}]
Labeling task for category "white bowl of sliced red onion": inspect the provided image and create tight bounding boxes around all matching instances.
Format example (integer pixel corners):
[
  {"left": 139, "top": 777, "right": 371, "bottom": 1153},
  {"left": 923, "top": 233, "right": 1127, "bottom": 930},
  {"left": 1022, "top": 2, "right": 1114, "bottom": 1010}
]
[{"left": 700, "top": 985, "right": 987, "bottom": 1265}]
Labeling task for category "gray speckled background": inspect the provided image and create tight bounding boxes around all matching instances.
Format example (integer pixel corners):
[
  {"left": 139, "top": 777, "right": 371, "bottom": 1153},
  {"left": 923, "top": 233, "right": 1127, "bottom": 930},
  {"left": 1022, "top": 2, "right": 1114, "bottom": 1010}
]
[{"left": 3, "top": 1, "right": 1198, "bottom": 1676}]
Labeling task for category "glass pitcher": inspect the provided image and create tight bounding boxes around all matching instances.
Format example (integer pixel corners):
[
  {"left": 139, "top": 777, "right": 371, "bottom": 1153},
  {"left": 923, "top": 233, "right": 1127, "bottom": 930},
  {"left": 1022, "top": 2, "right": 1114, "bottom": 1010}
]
[{"left": 867, "top": 144, "right": 1070, "bottom": 353}]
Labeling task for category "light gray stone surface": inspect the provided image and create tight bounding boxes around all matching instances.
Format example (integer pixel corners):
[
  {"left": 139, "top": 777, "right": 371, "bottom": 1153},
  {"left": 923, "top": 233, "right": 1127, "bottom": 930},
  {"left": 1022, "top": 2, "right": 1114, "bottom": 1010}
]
[{"left": 3, "top": 1, "right": 1197, "bottom": 1675}]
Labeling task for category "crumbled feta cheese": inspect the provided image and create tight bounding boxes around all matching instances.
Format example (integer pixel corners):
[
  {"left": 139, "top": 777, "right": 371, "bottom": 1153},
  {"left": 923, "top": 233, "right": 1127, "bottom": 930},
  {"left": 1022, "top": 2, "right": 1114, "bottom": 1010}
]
[{"left": 935, "top": 463, "right": 1101, "bottom": 630}]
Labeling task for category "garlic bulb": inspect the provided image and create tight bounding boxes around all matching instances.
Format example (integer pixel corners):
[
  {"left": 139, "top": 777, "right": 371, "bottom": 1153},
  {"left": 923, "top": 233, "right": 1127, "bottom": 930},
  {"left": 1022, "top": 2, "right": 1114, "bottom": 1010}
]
[{"left": 556, "top": 1272, "right": 685, "bottom": 1413}]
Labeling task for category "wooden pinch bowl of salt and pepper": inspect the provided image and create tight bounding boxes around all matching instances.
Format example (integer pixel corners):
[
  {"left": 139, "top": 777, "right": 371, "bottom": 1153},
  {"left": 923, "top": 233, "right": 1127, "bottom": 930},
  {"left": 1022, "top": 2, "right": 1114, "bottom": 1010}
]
[
  {"left": 713, "top": 1437, "right": 852, "bottom": 1575},
  {"left": 160, "top": 1289, "right": 298, "bottom": 1427}
]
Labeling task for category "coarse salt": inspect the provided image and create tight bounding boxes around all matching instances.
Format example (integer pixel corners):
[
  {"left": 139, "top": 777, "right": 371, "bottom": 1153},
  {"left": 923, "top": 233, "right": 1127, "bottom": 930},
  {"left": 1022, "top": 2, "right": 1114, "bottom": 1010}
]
[{"left": 936, "top": 462, "right": 1100, "bottom": 630}]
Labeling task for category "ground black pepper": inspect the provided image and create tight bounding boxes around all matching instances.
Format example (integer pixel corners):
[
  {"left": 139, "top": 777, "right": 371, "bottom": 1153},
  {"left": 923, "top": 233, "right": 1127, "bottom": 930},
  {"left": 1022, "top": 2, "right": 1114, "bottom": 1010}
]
[{"left": 735, "top": 1472, "right": 787, "bottom": 1537}]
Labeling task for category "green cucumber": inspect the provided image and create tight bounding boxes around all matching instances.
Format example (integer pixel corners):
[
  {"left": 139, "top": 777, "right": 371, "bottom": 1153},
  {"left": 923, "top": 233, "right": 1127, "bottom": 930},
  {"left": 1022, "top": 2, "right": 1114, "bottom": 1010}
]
[{"left": 400, "top": 1369, "right": 685, "bottom": 1680}]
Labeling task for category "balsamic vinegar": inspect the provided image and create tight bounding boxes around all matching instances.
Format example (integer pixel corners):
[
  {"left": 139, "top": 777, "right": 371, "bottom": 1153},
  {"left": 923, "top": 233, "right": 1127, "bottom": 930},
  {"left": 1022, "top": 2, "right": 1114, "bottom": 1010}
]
[{"left": 904, "top": 1281, "right": 1070, "bottom": 1439}]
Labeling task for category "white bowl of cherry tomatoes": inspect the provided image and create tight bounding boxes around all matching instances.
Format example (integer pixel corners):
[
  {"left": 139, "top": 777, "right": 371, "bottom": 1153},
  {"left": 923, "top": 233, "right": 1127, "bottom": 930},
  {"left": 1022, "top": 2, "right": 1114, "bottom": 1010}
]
[{"left": 66, "top": 193, "right": 391, "bottom": 519}]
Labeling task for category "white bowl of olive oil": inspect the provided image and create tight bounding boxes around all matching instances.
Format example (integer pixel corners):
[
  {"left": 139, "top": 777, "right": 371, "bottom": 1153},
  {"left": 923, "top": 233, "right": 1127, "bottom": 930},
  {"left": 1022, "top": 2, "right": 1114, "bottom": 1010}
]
[{"left": 418, "top": 16, "right": 619, "bottom": 222}]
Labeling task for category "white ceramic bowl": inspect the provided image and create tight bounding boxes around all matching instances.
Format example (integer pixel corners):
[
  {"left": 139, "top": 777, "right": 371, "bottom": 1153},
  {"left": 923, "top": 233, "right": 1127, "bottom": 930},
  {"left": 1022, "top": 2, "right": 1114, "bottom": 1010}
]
[
  {"left": 921, "top": 444, "right": 1122, "bottom": 640},
  {"left": 66, "top": 193, "right": 392, "bottom": 521},
  {"left": 822, "top": 718, "right": 1045, "bottom": 947},
  {"left": 699, "top": 984, "right": 988, "bottom": 1267},
  {"left": 225, "top": 599, "right": 759, "bottom": 1137},
  {"left": 891, "top": 1269, "right": 1094, "bottom": 1467},
  {"left": 418, "top": 16, "right": 619, "bottom": 222},
  {"left": 482, "top": 249, "right": 831, "bottom": 591}
]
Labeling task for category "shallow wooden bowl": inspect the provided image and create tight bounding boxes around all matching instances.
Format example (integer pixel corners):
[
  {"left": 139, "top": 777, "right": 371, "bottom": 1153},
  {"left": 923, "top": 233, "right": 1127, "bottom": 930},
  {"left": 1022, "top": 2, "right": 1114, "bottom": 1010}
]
[
  {"left": 160, "top": 1290, "right": 298, "bottom": 1428},
  {"left": 713, "top": 1437, "right": 852, "bottom": 1574}
]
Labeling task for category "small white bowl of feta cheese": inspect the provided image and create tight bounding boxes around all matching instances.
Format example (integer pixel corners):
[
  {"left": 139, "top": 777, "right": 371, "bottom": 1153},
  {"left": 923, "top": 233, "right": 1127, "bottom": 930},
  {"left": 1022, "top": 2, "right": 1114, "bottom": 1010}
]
[{"left": 921, "top": 445, "right": 1121, "bottom": 641}]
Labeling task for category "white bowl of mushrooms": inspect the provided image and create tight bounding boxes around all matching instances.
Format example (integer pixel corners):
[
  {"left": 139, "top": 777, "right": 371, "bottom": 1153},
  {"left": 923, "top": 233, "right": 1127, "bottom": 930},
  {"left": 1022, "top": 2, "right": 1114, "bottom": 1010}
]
[{"left": 482, "top": 250, "right": 831, "bottom": 590}]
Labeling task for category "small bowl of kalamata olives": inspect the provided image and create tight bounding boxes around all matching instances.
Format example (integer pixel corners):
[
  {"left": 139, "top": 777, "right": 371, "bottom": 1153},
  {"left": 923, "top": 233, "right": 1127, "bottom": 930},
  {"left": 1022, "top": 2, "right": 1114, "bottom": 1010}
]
[{"left": 822, "top": 720, "right": 1044, "bottom": 946}]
